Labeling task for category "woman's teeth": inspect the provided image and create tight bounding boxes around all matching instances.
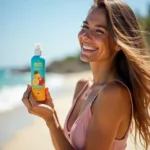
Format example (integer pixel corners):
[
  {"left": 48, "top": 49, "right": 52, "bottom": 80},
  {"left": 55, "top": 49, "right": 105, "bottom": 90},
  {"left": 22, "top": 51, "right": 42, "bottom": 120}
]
[{"left": 82, "top": 45, "right": 97, "bottom": 51}]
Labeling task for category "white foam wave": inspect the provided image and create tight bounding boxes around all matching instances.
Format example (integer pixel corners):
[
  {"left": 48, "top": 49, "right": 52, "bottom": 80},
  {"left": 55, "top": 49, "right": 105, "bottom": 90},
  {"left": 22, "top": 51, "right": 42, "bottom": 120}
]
[
  {"left": 0, "top": 85, "right": 26, "bottom": 113},
  {"left": 46, "top": 73, "right": 64, "bottom": 89},
  {"left": 0, "top": 73, "right": 65, "bottom": 113}
]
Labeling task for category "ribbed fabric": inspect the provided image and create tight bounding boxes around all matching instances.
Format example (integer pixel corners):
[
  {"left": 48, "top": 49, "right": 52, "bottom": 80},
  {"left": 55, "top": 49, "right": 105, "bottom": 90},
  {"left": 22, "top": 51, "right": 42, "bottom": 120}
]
[{"left": 63, "top": 79, "right": 133, "bottom": 150}]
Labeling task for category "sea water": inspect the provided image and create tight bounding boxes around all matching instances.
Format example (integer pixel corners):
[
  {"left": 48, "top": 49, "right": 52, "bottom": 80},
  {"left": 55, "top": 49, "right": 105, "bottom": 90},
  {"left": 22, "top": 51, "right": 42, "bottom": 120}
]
[{"left": 0, "top": 68, "right": 65, "bottom": 113}]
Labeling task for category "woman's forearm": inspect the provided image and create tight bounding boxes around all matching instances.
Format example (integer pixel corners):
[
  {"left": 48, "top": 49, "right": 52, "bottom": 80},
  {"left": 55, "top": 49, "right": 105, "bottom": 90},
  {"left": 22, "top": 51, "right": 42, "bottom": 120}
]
[
  {"left": 46, "top": 113, "right": 75, "bottom": 150},
  {"left": 50, "top": 130, "right": 60, "bottom": 150},
  {"left": 50, "top": 110, "right": 61, "bottom": 150}
]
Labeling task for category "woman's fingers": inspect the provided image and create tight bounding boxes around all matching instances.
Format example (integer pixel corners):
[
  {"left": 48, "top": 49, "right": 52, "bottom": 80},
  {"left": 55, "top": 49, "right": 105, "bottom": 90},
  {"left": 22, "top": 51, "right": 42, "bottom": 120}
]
[
  {"left": 29, "top": 93, "right": 38, "bottom": 107},
  {"left": 22, "top": 85, "right": 31, "bottom": 109},
  {"left": 45, "top": 88, "right": 52, "bottom": 100},
  {"left": 22, "top": 85, "right": 39, "bottom": 114},
  {"left": 45, "top": 88, "right": 54, "bottom": 109},
  {"left": 22, "top": 84, "right": 30, "bottom": 99}
]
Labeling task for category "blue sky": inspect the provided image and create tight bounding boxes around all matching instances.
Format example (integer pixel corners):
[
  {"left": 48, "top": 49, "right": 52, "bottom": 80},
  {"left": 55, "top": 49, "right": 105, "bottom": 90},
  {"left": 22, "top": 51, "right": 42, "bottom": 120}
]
[{"left": 0, "top": 0, "right": 150, "bottom": 68}]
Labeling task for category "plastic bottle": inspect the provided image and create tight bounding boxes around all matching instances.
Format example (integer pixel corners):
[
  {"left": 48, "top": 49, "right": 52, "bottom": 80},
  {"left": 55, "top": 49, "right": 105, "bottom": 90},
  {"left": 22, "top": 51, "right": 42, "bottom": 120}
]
[{"left": 31, "top": 43, "right": 46, "bottom": 101}]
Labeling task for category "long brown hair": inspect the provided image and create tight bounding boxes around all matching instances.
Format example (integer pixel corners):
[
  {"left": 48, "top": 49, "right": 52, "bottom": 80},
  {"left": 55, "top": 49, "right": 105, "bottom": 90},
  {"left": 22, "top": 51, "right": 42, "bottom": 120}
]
[{"left": 92, "top": 0, "right": 150, "bottom": 149}]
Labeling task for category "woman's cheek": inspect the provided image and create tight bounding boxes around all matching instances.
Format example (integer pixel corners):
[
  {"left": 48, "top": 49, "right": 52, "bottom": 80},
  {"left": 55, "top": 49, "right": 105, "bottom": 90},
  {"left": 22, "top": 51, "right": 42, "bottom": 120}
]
[
  {"left": 78, "top": 30, "right": 85, "bottom": 47},
  {"left": 78, "top": 29, "right": 85, "bottom": 40},
  {"left": 95, "top": 35, "right": 107, "bottom": 45}
]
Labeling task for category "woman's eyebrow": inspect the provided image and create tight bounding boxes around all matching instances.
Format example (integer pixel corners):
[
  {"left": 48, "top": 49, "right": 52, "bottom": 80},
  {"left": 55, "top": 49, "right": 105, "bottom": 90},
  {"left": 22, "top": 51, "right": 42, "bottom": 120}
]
[{"left": 83, "top": 20, "right": 108, "bottom": 30}]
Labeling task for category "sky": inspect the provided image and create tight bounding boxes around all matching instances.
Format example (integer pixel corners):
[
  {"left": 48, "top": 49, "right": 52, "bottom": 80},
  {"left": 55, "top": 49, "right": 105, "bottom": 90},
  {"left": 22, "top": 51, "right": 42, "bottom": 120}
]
[{"left": 0, "top": 0, "right": 150, "bottom": 68}]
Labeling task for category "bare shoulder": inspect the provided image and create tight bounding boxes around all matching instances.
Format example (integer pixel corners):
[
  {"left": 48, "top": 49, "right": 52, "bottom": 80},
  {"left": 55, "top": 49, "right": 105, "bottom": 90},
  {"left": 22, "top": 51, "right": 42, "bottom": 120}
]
[
  {"left": 85, "top": 81, "right": 132, "bottom": 150},
  {"left": 101, "top": 80, "right": 131, "bottom": 100},
  {"left": 76, "top": 78, "right": 89, "bottom": 88},
  {"left": 93, "top": 80, "right": 131, "bottom": 117},
  {"left": 72, "top": 78, "right": 89, "bottom": 103}
]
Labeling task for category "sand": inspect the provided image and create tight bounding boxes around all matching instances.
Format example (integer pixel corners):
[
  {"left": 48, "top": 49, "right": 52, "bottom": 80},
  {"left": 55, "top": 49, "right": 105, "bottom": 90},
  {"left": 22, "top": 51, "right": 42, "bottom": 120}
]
[
  {"left": 1, "top": 98, "right": 72, "bottom": 150},
  {"left": 1, "top": 71, "right": 149, "bottom": 150}
]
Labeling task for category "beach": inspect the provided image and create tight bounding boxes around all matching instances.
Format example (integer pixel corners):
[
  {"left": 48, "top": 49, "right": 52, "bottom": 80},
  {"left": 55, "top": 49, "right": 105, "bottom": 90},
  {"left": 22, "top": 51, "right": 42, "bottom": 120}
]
[
  {"left": 0, "top": 71, "right": 149, "bottom": 150},
  {"left": 1, "top": 97, "right": 72, "bottom": 150}
]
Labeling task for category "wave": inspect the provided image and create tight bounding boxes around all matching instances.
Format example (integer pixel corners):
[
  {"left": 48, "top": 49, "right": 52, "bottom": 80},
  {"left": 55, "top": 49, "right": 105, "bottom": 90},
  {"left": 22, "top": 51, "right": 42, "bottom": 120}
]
[{"left": 0, "top": 73, "right": 65, "bottom": 113}]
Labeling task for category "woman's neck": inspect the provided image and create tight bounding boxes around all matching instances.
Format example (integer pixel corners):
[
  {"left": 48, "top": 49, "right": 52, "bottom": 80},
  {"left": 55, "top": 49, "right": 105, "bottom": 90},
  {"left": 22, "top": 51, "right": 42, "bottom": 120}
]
[{"left": 90, "top": 61, "right": 118, "bottom": 85}]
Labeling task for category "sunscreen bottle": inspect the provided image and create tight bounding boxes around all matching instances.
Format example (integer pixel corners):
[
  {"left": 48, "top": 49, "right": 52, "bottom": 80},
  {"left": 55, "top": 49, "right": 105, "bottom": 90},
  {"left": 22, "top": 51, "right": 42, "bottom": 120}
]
[{"left": 31, "top": 43, "right": 46, "bottom": 101}]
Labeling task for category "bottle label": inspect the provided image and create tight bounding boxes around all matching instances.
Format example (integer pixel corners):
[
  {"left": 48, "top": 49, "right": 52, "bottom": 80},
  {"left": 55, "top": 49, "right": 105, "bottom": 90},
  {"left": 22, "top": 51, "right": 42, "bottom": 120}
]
[{"left": 31, "top": 62, "right": 45, "bottom": 88}]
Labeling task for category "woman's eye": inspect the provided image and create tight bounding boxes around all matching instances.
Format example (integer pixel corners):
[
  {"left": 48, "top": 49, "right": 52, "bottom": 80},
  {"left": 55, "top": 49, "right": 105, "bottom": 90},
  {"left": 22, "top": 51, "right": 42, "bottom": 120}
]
[
  {"left": 81, "top": 25, "right": 89, "bottom": 29},
  {"left": 96, "top": 29, "right": 104, "bottom": 34}
]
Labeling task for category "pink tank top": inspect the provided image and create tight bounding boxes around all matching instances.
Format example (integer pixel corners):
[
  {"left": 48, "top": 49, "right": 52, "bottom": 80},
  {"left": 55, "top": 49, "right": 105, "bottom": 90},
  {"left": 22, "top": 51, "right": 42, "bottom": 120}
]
[{"left": 63, "top": 79, "right": 133, "bottom": 150}]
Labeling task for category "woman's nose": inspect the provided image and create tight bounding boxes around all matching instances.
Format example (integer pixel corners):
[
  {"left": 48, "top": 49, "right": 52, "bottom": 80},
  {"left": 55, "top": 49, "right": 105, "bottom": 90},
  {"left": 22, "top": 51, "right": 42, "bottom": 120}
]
[{"left": 82, "top": 31, "right": 92, "bottom": 42}]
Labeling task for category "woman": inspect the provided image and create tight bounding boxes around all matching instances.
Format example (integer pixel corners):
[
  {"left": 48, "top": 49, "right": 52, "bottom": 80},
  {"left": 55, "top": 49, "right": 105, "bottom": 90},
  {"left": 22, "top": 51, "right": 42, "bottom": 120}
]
[{"left": 22, "top": 0, "right": 150, "bottom": 150}]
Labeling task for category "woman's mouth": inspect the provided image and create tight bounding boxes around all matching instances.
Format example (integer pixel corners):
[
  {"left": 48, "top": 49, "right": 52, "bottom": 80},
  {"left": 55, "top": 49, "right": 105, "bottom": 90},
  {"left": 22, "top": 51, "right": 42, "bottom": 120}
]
[{"left": 82, "top": 45, "right": 98, "bottom": 53}]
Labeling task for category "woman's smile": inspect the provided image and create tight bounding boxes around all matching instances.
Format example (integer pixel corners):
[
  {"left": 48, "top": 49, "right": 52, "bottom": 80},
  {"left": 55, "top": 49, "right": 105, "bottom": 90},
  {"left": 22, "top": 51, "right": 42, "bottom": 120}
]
[{"left": 82, "top": 44, "right": 98, "bottom": 54}]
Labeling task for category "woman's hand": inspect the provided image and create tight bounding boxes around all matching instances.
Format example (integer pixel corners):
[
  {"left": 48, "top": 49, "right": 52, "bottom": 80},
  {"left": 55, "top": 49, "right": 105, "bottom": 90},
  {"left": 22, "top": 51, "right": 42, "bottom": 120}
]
[{"left": 22, "top": 85, "right": 55, "bottom": 123}]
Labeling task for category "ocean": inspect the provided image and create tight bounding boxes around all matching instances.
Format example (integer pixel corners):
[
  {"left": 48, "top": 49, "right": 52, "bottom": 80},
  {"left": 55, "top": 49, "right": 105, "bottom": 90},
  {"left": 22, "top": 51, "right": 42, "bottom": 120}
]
[{"left": 0, "top": 68, "right": 68, "bottom": 113}]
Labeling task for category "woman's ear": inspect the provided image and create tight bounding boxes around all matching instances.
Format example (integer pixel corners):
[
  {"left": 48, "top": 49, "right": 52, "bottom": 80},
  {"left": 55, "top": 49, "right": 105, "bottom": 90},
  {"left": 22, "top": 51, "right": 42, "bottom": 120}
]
[{"left": 115, "top": 45, "right": 121, "bottom": 51}]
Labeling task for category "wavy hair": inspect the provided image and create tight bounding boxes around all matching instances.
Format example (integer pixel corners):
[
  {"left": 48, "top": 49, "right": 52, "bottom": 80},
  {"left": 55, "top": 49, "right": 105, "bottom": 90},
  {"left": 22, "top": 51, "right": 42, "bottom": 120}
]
[{"left": 92, "top": 0, "right": 150, "bottom": 149}]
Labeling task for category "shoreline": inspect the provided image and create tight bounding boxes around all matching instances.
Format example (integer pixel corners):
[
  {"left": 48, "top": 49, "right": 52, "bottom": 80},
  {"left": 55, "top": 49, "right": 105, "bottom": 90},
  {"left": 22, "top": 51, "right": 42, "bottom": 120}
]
[
  {"left": 1, "top": 71, "right": 148, "bottom": 150},
  {"left": 1, "top": 71, "right": 92, "bottom": 150}
]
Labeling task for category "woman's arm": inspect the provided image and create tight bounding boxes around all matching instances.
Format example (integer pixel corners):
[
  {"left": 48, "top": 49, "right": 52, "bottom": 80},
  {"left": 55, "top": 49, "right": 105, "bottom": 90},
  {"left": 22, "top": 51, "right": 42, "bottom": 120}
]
[
  {"left": 22, "top": 86, "right": 74, "bottom": 150},
  {"left": 49, "top": 78, "right": 88, "bottom": 150},
  {"left": 46, "top": 114, "right": 75, "bottom": 150},
  {"left": 50, "top": 110, "right": 61, "bottom": 150},
  {"left": 84, "top": 82, "right": 131, "bottom": 150}
]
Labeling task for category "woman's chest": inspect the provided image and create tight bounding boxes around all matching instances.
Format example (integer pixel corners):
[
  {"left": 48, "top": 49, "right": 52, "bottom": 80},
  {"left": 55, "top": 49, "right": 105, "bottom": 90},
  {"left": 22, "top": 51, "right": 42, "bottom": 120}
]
[{"left": 67, "top": 87, "right": 99, "bottom": 132}]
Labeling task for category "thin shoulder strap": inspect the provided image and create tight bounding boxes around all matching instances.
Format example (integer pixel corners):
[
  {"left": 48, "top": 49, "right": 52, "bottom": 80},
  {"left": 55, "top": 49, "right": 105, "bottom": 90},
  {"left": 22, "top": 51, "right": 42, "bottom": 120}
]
[
  {"left": 90, "top": 79, "right": 133, "bottom": 138},
  {"left": 90, "top": 79, "right": 133, "bottom": 110},
  {"left": 106, "top": 79, "right": 133, "bottom": 114},
  {"left": 105, "top": 79, "right": 134, "bottom": 137}
]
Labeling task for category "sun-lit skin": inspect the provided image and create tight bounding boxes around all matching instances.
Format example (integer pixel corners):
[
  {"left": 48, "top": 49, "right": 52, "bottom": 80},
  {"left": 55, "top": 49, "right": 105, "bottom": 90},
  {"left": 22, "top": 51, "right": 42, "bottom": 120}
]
[
  {"left": 78, "top": 8, "right": 116, "bottom": 62},
  {"left": 78, "top": 7, "right": 119, "bottom": 84}
]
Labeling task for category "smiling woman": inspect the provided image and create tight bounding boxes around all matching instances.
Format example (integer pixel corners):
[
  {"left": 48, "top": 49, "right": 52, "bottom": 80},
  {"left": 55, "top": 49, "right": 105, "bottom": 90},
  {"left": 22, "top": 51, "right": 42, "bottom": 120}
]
[
  {"left": 78, "top": 7, "right": 114, "bottom": 64},
  {"left": 21, "top": 0, "right": 150, "bottom": 150}
]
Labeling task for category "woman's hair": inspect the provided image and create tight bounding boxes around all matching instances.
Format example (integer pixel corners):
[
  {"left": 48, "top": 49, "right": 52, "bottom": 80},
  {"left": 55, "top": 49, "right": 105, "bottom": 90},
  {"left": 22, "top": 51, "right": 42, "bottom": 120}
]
[{"left": 91, "top": 0, "right": 150, "bottom": 149}]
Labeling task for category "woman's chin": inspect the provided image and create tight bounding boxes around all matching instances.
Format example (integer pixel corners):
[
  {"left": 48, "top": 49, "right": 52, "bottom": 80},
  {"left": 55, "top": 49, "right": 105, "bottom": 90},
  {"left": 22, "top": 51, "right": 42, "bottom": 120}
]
[{"left": 80, "top": 54, "right": 90, "bottom": 62}]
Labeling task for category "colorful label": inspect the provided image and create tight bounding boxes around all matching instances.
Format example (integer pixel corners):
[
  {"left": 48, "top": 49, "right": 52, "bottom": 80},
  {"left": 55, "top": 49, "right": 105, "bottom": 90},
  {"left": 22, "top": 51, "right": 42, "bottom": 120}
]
[
  {"left": 31, "top": 62, "right": 45, "bottom": 89},
  {"left": 31, "top": 56, "right": 46, "bottom": 101}
]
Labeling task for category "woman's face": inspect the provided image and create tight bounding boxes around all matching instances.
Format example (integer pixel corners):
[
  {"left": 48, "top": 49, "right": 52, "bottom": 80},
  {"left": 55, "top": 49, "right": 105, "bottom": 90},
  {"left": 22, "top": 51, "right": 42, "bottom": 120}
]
[{"left": 78, "top": 7, "right": 115, "bottom": 63}]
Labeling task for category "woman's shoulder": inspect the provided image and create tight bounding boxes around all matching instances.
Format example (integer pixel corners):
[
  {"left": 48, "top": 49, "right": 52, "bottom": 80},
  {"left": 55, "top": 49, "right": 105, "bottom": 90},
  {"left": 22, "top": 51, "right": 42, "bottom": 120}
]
[
  {"left": 103, "top": 80, "right": 131, "bottom": 96},
  {"left": 101, "top": 80, "right": 131, "bottom": 105},
  {"left": 87, "top": 81, "right": 133, "bottom": 148},
  {"left": 93, "top": 80, "right": 132, "bottom": 118},
  {"left": 76, "top": 78, "right": 90, "bottom": 88},
  {"left": 72, "top": 78, "right": 90, "bottom": 104}
]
